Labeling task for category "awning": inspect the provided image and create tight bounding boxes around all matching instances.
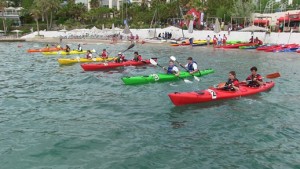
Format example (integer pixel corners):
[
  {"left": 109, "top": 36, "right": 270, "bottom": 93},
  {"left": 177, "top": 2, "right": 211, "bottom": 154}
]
[{"left": 254, "top": 19, "right": 269, "bottom": 25}]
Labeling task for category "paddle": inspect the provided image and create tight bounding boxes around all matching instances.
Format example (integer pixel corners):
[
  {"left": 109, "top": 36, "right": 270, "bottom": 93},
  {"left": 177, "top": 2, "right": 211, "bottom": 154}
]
[
  {"left": 169, "top": 56, "right": 200, "bottom": 81},
  {"left": 149, "top": 59, "right": 193, "bottom": 84},
  {"left": 266, "top": 72, "right": 280, "bottom": 79}
]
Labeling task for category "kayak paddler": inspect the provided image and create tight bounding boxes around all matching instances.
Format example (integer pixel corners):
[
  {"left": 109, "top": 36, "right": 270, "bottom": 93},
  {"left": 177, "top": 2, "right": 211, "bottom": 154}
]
[
  {"left": 163, "top": 60, "right": 180, "bottom": 76},
  {"left": 77, "top": 44, "right": 82, "bottom": 52},
  {"left": 133, "top": 51, "right": 143, "bottom": 62},
  {"left": 86, "top": 50, "right": 92, "bottom": 59},
  {"left": 243, "top": 66, "right": 263, "bottom": 87},
  {"left": 218, "top": 71, "right": 239, "bottom": 91},
  {"left": 184, "top": 57, "right": 199, "bottom": 75},
  {"left": 115, "top": 52, "right": 126, "bottom": 63},
  {"left": 65, "top": 45, "right": 71, "bottom": 52},
  {"left": 101, "top": 49, "right": 108, "bottom": 59}
]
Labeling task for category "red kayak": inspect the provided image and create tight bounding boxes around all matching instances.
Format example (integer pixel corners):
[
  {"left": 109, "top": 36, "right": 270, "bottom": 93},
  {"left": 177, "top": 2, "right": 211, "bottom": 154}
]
[
  {"left": 168, "top": 81, "right": 275, "bottom": 106},
  {"left": 256, "top": 45, "right": 279, "bottom": 51},
  {"left": 27, "top": 47, "right": 65, "bottom": 53},
  {"left": 216, "top": 43, "right": 257, "bottom": 49},
  {"left": 81, "top": 58, "right": 157, "bottom": 71}
]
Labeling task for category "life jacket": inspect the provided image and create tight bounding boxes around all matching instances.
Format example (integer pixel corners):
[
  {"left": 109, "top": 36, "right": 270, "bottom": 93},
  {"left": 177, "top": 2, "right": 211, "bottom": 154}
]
[
  {"left": 66, "top": 47, "right": 70, "bottom": 52},
  {"left": 224, "top": 78, "right": 239, "bottom": 91},
  {"left": 134, "top": 55, "right": 142, "bottom": 61},
  {"left": 187, "top": 61, "right": 197, "bottom": 72},
  {"left": 247, "top": 74, "right": 262, "bottom": 87},
  {"left": 86, "top": 53, "right": 92, "bottom": 59},
  {"left": 101, "top": 51, "right": 108, "bottom": 58},
  {"left": 167, "top": 65, "right": 177, "bottom": 74}
]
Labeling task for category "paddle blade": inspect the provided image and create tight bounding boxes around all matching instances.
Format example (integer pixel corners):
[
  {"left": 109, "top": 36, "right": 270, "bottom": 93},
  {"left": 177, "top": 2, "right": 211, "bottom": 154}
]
[
  {"left": 266, "top": 72, "right": 280, "bottom": 79},
  {"left": 194, "top": 76, "right": 200, "bottom": 81},
  {"left": 150, "top": 58, "right": 158, "bottom": 66},
  {"left": 127, "top": 44, "right": 135, "bottom": 50},
  {"left": 170, "top": 56, "right": 176, "bottom": 61},
  {"left": 184, "top": 79, "right": 193, "bottom": 84},
  {"left": 217, "top": 82, "right": 226, "bottom": 88}
]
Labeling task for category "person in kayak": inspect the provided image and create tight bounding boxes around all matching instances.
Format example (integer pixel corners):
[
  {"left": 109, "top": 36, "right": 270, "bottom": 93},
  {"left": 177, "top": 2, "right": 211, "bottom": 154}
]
[
  {"left": 77, "top": 44, "right": 82, "bottom": 51},
  {"left": 243, "top": 66, "right": 263, "bottom": 87},
  {"left": 86, "top": 50, "right": 92, "bottom": 59},
  {"left": 163, "top": 60, "right": 180, "bottom": 76},
  {"left": 184, "top": 57, "right": 199, "bottom": 75},
  {"left": 65, "top": 45, "right": 71, "bottom": 52},
  {"left": 115, "top": 52, "right": 126, "bottom": 63},
  {"left": 133, "top": 51, "right": 142, "bottom": 61},
  {"left": 101, "top": 49, "right": 108, "bottom": 59},
  {"left": 218, "top": 71, "right": 239, "bottom": 91},
  {"left": 254, "top": 37, "right": 263, "bottom": 45}
]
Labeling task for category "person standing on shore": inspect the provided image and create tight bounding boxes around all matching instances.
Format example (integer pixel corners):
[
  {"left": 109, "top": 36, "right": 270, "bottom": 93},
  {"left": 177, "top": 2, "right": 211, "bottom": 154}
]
[
  {"left": 222, "top": 34, "right": 227, "bottom": 45},
  {"left": 213, "top": 35, "right": 217, "bottom": 46},
  {"left": 189, "top": 37, "right": 194, "bottom": 48},
  {"left": 217, "top": 34, "right": 222, "bottom": 46},
  {"left": 206, "top": 35, "right": 211, "bottom": 46}
]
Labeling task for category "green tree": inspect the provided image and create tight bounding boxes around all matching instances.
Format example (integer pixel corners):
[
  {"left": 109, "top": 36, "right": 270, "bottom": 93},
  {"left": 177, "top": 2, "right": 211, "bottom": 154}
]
[
  {"left": 231, "top": 0, "right": 255, "bottom": 18},
  {"left": 0, "top": 0, "right": 7, "bottom": 34},
  {"left": 30, "top": 6, "right": 41, "bottom": 35},
  {"left": 90, "top": 0, "right": 99, "bottom": 9}
]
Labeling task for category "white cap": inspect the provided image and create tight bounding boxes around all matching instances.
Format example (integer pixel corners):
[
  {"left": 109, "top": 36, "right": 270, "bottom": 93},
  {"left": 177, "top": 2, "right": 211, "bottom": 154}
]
[{"left": 118, "top": 52, "right": 122, "bottom": 55}]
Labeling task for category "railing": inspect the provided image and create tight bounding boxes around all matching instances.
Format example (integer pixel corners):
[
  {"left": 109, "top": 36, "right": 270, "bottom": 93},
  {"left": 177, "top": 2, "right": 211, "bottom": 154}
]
[{"left": 0, "top": 12, "right": 21, "bottom": 16}]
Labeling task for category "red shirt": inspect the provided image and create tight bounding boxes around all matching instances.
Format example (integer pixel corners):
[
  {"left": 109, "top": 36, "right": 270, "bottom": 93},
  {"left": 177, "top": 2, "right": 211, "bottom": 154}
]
[{"left": 101, "top": 51, "right": 108, "bottom": 58}]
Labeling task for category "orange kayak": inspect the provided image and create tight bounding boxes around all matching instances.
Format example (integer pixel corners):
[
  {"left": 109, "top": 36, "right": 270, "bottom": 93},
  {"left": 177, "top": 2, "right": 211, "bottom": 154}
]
[{"left": 27, "top": 47, "right": 66, "bottom": 53}]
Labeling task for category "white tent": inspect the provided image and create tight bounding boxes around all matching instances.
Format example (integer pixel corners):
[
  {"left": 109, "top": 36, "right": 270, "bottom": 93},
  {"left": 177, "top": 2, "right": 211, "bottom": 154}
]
[
  {"left": 11, "top": 30, "right": 23, "bottom": 38},
  {"left": 239, "top": 25, "right": 268, "bottom": 32}
]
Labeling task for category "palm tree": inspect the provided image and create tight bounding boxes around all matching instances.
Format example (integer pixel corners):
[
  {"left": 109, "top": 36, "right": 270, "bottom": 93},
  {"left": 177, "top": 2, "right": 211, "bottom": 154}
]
[
  {"left": 30, "top": 7, "right": 41, "bottom": 36},
  {"left": 48, "top": 0, "right": 61, "bottom": 29}
]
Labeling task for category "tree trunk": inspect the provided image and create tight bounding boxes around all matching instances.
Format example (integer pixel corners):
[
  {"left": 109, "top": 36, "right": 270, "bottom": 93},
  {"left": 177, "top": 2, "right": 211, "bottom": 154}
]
[
  {"left": 35, "top": 18, "right": 40, "bottom": 36},
  {"left": 50, "top": 11, "right": 53, "bottom": 30},
  {"left": 45, "top": 13, "right": 49, "bottom": 30}
]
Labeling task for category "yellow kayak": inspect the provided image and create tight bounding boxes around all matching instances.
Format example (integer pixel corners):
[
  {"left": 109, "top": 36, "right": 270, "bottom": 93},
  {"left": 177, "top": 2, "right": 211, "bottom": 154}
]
[
  {"left": 57, "top": 57, "right": 116, "bottom": 65},
  {"left": 42, "top": 50, "right": 87, "bottom": 55}
]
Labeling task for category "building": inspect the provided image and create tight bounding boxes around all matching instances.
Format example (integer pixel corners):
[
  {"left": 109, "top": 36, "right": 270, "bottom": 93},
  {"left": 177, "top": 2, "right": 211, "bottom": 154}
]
[
  {"left": 0, "top": 7, "right": 22, "bottom": 26},
  {"left": 75, "top": 0, "right": 151, "bottom": 11}
]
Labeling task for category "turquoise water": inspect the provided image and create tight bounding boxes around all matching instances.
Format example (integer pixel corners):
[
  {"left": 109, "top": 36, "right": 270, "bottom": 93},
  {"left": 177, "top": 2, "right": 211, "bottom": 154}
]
[{"left": 1, "top": 42, "right": 300, "bottom": 168}]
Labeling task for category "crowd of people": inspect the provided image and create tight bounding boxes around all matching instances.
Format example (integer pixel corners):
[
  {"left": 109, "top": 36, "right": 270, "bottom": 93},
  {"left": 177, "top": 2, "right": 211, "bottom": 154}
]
[{"left": 158, "top": 32, "right": 172, "bottom": 39}]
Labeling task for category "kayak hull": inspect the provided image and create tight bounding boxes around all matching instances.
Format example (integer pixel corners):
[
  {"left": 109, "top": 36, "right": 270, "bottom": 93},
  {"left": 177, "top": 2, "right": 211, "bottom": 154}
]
[
  {"left": 58, "top": 57, "right": 116, "bottom": 65},
  {"left": 121, "top": 69, "right": 215, "bottom": 85},
  {"left": 81, "top": 59, "right": 156, "bottom": 71},
  {"left": 27, "top": 48, "right": 65, "bottom": 53},
  {"left": 168, "top": 81, "right": 275, "bottom": 106},
  {"left": 43, "top": 50, "right": 87, "bottom": 55}
]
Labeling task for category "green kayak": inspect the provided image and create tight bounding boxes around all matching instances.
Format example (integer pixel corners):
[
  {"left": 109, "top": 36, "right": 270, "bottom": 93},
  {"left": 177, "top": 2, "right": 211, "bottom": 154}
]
[{"left": 121, "top": 68, "right": 215, "bottom": 85}]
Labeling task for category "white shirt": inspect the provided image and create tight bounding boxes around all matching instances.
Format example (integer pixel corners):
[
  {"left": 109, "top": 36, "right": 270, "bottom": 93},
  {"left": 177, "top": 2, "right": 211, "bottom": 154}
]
[
  {"left": 218, "top": 36, "right": 222, "bottom": 41},
  {"left": 206, "top": 36, "right": 211, "bottom": 41},
  {"left": 172, "top": 66, "right": 179, "bottom": 73},
  {"left": 185, "top": 63, "right": 198, "bottom": 71},
  {"left": 78, "top": 46, "right": 82, "bottom": 51}
]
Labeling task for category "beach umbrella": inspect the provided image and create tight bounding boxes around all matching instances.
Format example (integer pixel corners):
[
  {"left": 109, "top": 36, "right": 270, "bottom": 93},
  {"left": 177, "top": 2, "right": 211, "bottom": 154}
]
[
  {"left": 112, "top": 23, "right": 115, "bottom": 34},
  {"left": 11, "top": 30, "right": 23, "bottom": 38},
  {"left": 123, "top": 24, "right": 132, "bottom": 34},
  {"left": 214, "top": 18, "right": 221, "bottom": 34}
]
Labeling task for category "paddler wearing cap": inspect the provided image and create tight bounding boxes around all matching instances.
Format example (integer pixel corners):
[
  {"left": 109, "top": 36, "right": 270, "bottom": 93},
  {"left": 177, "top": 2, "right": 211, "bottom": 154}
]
[
  {"left": 184, "top": 57, "right": 199, "bottom": 74},
  {"left": 101, "top": 49, "right": 108, "bottom": 59},
  {"left": 115, "top": 52, "right": 126, "bottom": 63}
]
